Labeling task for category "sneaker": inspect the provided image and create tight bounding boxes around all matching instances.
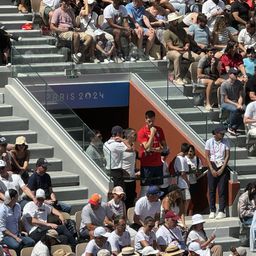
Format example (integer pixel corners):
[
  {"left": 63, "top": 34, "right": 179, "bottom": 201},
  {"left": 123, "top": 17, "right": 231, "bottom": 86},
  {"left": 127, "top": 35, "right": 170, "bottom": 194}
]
[
  {"left": 114, "top": 57, "right": 123, "bottom": 64},
  {"left": 215, "top": 211, "right": 226, "bottom": 219},
  {"left": 163, "top": 56, "right": 167, "bottom": 60},
  {"left": 173, "top": 78, "right": 185, "bottom": 86},
  {"left": 130, "top": 57, "right": 136, "bottom": 62},
  {"left": 148, "top": 55, "right": 155, "bottom": 61},
  {"left": 103, "top": 58, "right": 109, "bottom": 64},
  {"left": 227, "top": 127, "right": 239, "bottom": 136},
  {"left": 108, "top": 59, "right": 114, "bottom": 63},
  {"left": 205, "top": 105, "right": 213, "bottom": 112},
  {"left": 209, "top": 212, "right": 215, "bottom": 219},
  {"left": 72, "top": 52, "right": 82, "bottom": 64}
]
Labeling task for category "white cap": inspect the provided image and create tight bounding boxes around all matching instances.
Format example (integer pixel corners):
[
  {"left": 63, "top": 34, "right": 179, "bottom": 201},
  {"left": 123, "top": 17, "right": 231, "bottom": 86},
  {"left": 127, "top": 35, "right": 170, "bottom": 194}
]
[
  {"left": 191, "top": 214, "right": 205, "bottom": 225},
  {"left": 141, "top": 246, "right": 159, "bottom": 256},
  {"left": 188, "top": 242, "right": 207, "bottom": 256},
  {"left": 0, "top": 160, "right": 6, "bottom": 168},
  {"left": 94, "top": 227, "right": 110, "bottom": 238},
  {"left": 36, "top": 188, "right": 46, "bottom": 199},
  {"left": 88, "top": 0, "right": 96, "bottom": 4}
]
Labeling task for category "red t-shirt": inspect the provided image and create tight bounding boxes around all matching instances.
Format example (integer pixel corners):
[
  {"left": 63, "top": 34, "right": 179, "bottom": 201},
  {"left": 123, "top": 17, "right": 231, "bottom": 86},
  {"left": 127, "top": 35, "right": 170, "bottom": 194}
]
[
  {"left": 137, "top": 125, "right": 165, "bottom": 167},
  {"left": 220, "top": 53, "right": 243, "bottom": 74}
]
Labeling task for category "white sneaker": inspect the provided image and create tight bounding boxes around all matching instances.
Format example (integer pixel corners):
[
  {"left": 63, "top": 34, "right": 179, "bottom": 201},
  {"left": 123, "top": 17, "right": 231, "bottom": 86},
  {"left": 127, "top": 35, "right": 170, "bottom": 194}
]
[
  {"left": 103, "top": 58, "right": 109, "bottom": 64},
  {"left": 173, "top": 78, "right": 185, "bottom": 86},
  {"left": 215, "top": 211, "right": 226, "bottom": 219},
  {"left": 209, "top": 212, "right": 215, "bottom": 219}
]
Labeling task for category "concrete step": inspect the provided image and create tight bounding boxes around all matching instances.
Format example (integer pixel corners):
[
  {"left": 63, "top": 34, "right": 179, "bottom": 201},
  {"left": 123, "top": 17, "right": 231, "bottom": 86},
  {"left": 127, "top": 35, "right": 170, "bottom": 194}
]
[
  {"left": 54, "top": 186, "right": 88, "bottom": 201},
  {"left": 238, "top": 174, "right": 256, "bottom": 188},
  {"left": 0, "top": 20, "right": 33, "bottom": 30},
  {"left": 53, "top": 113, "right": 83, "bottom": 128},
  {"left": 165, "top": 96, "right": 195, "bottom": 108},
  {"left": 0, "top": 130, "right": 37, "bottom": 144},
  {"left": 12, "top": 53, "right": 66, "bottom": 64},
  {"left": 6, "top": 29, "right": 42, "bottom": 38},
  {"left": 63, "top": 199, "right": 86, "bottom": 215},
  {"left": 0, "top": 116, "right": 29, "bottom": 131},
  {"left": 13, "top": 37, "right": 55, "bottom": 46},
  {"left": 0, "top": 5, "right": 18, "bottom": 14},
  {"left": 14, "top": 44, "right": 60, "bottom": 55},
  {"left": 150, "top": 83, "right": 184, "bottom": 97},
  {"left": 28, "top": 143, "right": 54, "bottom": 158},
  {"left": 230, "top": 158, "right": 256, "bottom": 175},
  {"left": 187, "top": 121, "right": 220, "bottom": 134},
  {"left": 29, "top": 158, "right": 62, "bottom": 172},
  {"left": 0, "top": 13, "right": 32, "bottom": 21},
  {"left": 50, "top": 171, "right": 80, "bottom": 187},
  {"left": 0, "top": 104, "right": 13, "bottom": 116},
  {"left": 65, "top": 127, "right": 84, "bottom": 140},
  {"left": 214, "top": 236, "right": 240, "bottom": 252}
]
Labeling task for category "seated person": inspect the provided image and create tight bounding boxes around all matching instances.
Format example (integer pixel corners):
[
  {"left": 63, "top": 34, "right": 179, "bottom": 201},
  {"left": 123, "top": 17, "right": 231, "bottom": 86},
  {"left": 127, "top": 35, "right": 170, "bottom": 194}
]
[
  {"left": 156, "top": 210, "right": 185, "bottom": 251},
  {"left": 243, "top": 48, "right": 256, "bottom": 79},
  {"left": 80, "top": 193, "right": 114, "bottom": 240},
  {"left": 231, "top": 0, "right": 251, "bottom": 30},
  {"left": 0, "top": 136, "right": 13, "bottom": 172},
  {"left": 22, "top": 189, "right": 76, "bottom": 248},
  {"left": 126, "top": 0, "right": 156, "bottom": 61},
  {"left": 196, "top": 47, "right": 224, "bottom": 111},
  {"left": 237, "top": 182, "right": 256, "bottom": 225},
  {"left": 245, "top": 62, "right": 256, "bottom": 105},
  {"left": 50, "top": 0, "right": 93, "bottom": 64},
  {"left": 244, "top": 100, "right": 256, "bottom": 137},
  {"left": 39, "top": 0, "right": 61, "bottom": 25}
]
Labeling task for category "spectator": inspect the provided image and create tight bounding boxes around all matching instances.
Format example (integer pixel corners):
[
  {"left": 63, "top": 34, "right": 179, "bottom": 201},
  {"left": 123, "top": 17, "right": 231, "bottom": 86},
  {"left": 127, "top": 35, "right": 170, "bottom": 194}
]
[
  {"left": 133, "top": 186, "right": 163, "bottom": 231},
  {"left": 126, "top": 0, "right": 156, "bottom": 61},
  {"left": 84, "top": 227, "right": 111, "bottom": 256},
  {"left": 188, "top": 241, "right": 211, "bottom": 256},
  {"left": 220, "top": 68, "right": 245, "bottom": 136},
  {"left": 231, "top": 0, "right": 251, "bottom": 30},
  {"left": 0, "top": 189, "right": 35, "bottom": 254},
  {"left": 174, "top": 143, "right": 191, "bottom": 215},
  {"left": 108, "top": 217, "right": 131, "bottom": 254},
  {"left": 50, "top": 0, "right": 93, "bottom": 64},
  {"left": 202, "top": 0, "right": 225, "bottom": 32},
  {"left": 245, "top": 57, "right": 256, "bottom": 104},
  {"left": 101, "top": 0, "right": 131, "bottom": 61},
  {"left": 238, "top": 21, "right": 256, "bottom": 55},
  {"left": 237, "top": 182, "right": 256, "bottom": 225},
  {"left": 137, "top": 110, "right": 168, "bottom": 196},
  {"left": 22, "top": 189, "right": 76, "bottom": 248},
  {"left": 107, "top": 186, "right": 126, "bottom": 219},
  {"left": 229, "top": 247, "right": 247, "bottom": 256},
  {"left": 122, "top": 128, "right": 137, "bottom": 209},
  {"left": 159, "top": 153, "right": 172, "bottom": 198},
  {"left": 10, "top": 136, "right": 30, "bottom": 184},
  {"left": 39, "top": 0, "right": 61, "bottom": 25},
  {"left": 0, "top": 160, "right": 38, "bottom": 209},
  {"left": 31, "top": 229, "right": 60, "bottom": 256},
  {"left": 156, "top": 210, "right": 185, "bottom": 251},
  {"left": 103, "top": 125, "right": 132, "bottom": 188},
  {"left": 196, "top": 47, "right": 224, "bottom": 111},
  {"left": 80, "top": 193, "right": 114, "bottom": 240},
  {"left": 141, "top": 246, "right": 159, "bottom": 256},
  {"left": 0, "top": 136, "right": 12, "bottom": 172},
  {"left": 27, "top": 158, "right": 71, "bottom": 213},
  {"left": 244, "top": 101, "right": 256, "bottom": 143},
  {"left": 205, "top": 126, "right": 230, "bottom": 219},
  {"left": 164, "top": 12, "right": 200, "bottom": 86},
  {"left": 85, "top": 130, "right": 106, "bottom": 170},
  {"left": 17, "top": 0, "right": 30, "bottom": 13},
  {"left": 134, "top": 216, "right": 157, "bottom": 253},
  {"left": 161, "top": 185, "right": 186, "bottom": 228}
]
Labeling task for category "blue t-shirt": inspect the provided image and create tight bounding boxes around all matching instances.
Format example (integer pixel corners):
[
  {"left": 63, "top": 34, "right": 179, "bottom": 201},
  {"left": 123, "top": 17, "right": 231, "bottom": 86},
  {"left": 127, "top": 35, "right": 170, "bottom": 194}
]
[
  {"left": 188, "top": 24, "right": 210, "bottom": 45},
  {"left": 243, "top": 57, "right": 256, "bottom": 77},
  {"left": 126, "top": 2, "right": 145, "bottom": 27}
]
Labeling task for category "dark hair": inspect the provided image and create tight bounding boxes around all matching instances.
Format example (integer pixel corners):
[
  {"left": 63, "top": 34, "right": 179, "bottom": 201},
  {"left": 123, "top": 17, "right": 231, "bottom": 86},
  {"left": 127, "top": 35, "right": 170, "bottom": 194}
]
[
  {"left": 15, "top": 144, "right": 28, "bottom": 150},
  {"left": 197, "top": 13, "right": 207, "bottom": 23},
  {"left": 8, "top": 189, "right": 18, "bottom": 199},
  {"left": 144, "top": 216, "right": 155, "bottom": 225},
  {"left": 88, "top": 129, "right": 101, "bottom": 141},
  {"left": 123, "top": 128, "right": 136, "bottom": 139},
  {"left": 41, "top": 234, "right": 56, "bottom": 249},
  {"left": 224, "top": 41, "right": 237, "bottom": 54},
  {"left": 245, "top": 182, "right": 256, "bottom": 200},
  {"left": 114, "top": 216, "right": 125, "bottom": 225},
  {"left": 247, "top": 20, "right": 256, "bottom": 28},
  {"left": 186, "top": 224, "right": 207, "bottom": 244},
  {"left": 145, "top": 110, "right": 155, "bottom": 118},
  {"left": 188, "top": 145, "right": 195, "bottom": 153},
  {"left": 246, "top": 47, "right": 255, "bottom": 55},
  {"left": 181, "top": 143, "right": 190, "bottom": 153}
]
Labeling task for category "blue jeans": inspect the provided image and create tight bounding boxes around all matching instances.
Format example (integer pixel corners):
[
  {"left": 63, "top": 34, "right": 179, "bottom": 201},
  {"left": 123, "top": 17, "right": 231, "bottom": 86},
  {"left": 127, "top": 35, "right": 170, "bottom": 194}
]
[
  {"left": 3, "top": 235, "right": 35, "bottom": 254},
  {"left": 55, "top": 201, "right": 72, "bottom": 214},
  {"left": 221, "top": 103, "right": 244, "bottom": 130},
  {"left": 170, "top": 2, "right": 187, "bottom": 15}
]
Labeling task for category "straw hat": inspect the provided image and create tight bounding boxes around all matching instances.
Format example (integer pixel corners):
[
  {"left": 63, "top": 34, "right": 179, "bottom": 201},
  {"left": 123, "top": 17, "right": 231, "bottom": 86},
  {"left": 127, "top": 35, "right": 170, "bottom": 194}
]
[
  {"left": 167, "top": 12, "right": 183, "bottom": 22},
  {"left": 164, "top": 245, "right": 184, "bottom": 256},
  {"left": 15, "top": 136, "right": 28, "bottom": 145},
  {"left": 52, "top": 249, "right": 75, "bottom": 256},
  {"left": 117, "top": 247, "right": 139, "bottom": 256}
]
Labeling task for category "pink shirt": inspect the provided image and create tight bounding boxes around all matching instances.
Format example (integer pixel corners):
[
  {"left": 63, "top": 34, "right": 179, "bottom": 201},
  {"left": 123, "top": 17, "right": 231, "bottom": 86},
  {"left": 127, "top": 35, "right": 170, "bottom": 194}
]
[{"left": 51, "top": 7, "right": 75, "bottom": 30}]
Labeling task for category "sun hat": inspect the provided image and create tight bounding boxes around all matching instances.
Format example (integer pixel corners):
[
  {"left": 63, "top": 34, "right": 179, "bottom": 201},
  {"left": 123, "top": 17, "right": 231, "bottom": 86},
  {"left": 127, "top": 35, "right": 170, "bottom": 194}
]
[
  {"left": 94, "top": 227, "right": 110, "bottom": 238},
  {"left": 191, "top": 214, "right": 205, "bottom": 225},
  {"left": 52, "top": 249, "right": 75, "bottom": 256},
  {"left": 141, "top": 246, "right": 159, "bottom": 256},
  {"left": 46, "top": 229, "right": 61, "bottom": 243},
  {"left": 112, "top": 186, "right": 125, "bottom": 195},
  {"left": 0, "top": 160, "right": 6, "bottom": 168},
  {"left": 35, "top": 188, "right": 46, "bottom": 199},
  {"left": 188, "top": 242, "right": 207, "bottom": 256},
  {"left": 15, "top": 136, "right": 28, "bottom": 145},
  {"left": 97, "top": 249, "right": 111, "bottom": 256},
  {"left": 88, "top": 193, "right": 102, "bottom": 205},
  {"left": 147, "top": 185, "right": 164, "bottom": 197},
  {"left": 165, "top": 210, "right": 180, "bottom": 221},
  {"left": 167, "top": 13, "right": 183, "bottom": 22},
  {"left": 164, "top": 245, "right": 184, "bottom": 256},
  {"left": 117, "top": 247, "right": 139, "bottom": 256}
]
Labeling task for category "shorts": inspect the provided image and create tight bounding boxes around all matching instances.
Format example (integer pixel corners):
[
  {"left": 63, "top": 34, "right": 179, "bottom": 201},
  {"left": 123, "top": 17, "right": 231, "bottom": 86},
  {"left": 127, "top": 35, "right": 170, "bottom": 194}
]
[
  {"left": 181, "top": 188, "right": 191, "bottom": 200},
  {"left": 140, "top": 165, "right": 163, "bottom": 186}
]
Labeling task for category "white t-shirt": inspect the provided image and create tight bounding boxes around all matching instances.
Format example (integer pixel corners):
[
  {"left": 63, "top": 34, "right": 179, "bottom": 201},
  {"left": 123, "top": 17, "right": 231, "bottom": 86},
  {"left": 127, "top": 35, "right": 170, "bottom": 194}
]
[
  {"left": 186, "top": 230, "right": 207, "bottom": 244},
  {"left": 108, "top": 230, "right": 131, "bottom": 252},
  {"left": 238, "top": 29, "right": 256, "bottom": 49},
  {"left": 84, "top": 239, "right": 111, "bottom": 256},
  {"left": 185, "top": 156, "right": 202, "bottom": 185},
  {"left": 245, "top": 101, "right": 256, "bottom": 130},
  {"left": 101, "top": 4, "right": 128, "bottom": 30},
  {"left": 160, "top": 160, "right": 171, "bottom": 189},
  {"left": 0, "top": 173, "right": 25, "bottom": 201},
  {"left": 134, "top": 228, "right": 156, "bottom": 253},
  {"left": 103, "top": 138, "right": 127, "bottom": 170},
  {"left": 22, "top": 202, "right": 52, "bottom": 234},
  {"left": 174, "top": 156, "right": 189, "bottom": 189},
  {"left": 134, "top": 196, "right": 161, "bottom": 222},
  {"left": 31, "top": 241, "right": 50, "bottom": 256},
  {"left": 80, "top": 11, "right": 98, "bottom": 32},
  {"left": 122, "top": 151, "right": 136, "bottom": 182},
  {"left": 107, "top": 199, "right": 125, "bottom": 218}
]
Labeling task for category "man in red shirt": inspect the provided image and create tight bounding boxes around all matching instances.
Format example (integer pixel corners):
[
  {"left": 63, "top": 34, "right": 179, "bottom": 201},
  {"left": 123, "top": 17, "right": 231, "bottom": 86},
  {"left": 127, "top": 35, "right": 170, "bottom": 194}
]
[{"left": 137, "top": 110, "right": 169, "bottom": 195}]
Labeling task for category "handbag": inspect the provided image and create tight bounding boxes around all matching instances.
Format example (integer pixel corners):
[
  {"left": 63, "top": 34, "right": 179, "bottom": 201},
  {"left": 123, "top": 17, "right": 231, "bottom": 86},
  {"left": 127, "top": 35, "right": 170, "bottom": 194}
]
[{"left": 193, "top": 92, "right": 204, "bottom": 106}]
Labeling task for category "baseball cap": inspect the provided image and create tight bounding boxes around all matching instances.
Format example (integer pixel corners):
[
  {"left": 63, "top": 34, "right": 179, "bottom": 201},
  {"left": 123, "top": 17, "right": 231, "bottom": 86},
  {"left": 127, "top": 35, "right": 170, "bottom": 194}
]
[
  {"left": 36, "top": 158, "right": 49, "bottom": 168},
  {"left": 141, "top": 246, "right": 159, "bottom": 256},
  {"left": 147, "top": 185, "right": 164, "bottom": 197},
  {"left": 111, "top": 125, "right": 123, "bottom": 136},
  {"left": 88, "top": 193, "right": 102, "bottom": 205},
  {"left": 112, "top": 186, "right": 125, "bottom": 195},
  {"left": 94, "top": 227, "right": 110, "bottom": 238},
  {"left": 188, "top": 242, "right": 206, "bottom": 256},
  {"left": 0, "top": 160, "right": 6, "bottom": 168},
  {"left": 165, "top": 210, "right": 180, "bottom": 221},
  {"left": 0, "top": 137, "right": 7, "bottom": 145},
  {"left": 228, "top": 67, "right": 239, "bottom": 75},
  {"left": 36, "top": 188, "right": 46, "bottom": 199}
]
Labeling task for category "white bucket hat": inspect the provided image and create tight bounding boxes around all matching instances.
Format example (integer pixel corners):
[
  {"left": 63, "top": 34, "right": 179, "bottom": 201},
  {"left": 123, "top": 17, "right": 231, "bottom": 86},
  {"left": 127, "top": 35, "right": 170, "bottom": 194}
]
[{"left": 192, "top": 214, "right": 205, "bottom": 225}]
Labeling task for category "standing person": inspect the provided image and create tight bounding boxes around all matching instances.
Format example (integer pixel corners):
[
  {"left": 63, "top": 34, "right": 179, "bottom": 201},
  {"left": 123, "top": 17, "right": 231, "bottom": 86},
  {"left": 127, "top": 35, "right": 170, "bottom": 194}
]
[
  {"left": 205, "top": 126, "right": 230, "bottom": 219},
  {"left": 103, "top": 125, "right": 132, "bottom": 188},
  {"left": 137, "top": 110, "right": 168, "bottom": 196}
]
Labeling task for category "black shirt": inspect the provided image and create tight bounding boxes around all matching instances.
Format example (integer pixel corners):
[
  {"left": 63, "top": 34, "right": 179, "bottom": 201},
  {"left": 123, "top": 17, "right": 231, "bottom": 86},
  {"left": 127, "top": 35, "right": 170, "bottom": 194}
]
[
  {"left": 245, "top": 75, "right": 256, "bottom": 105},
  {"left": 231, "top": 0, "right": 250, "bottom": 29}
]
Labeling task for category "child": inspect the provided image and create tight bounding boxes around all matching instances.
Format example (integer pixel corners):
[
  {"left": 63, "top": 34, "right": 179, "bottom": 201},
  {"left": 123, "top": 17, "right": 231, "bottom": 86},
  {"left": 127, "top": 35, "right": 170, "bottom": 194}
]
[{"left": 243, "top": 48, "right": 256, "bottom": 77}]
